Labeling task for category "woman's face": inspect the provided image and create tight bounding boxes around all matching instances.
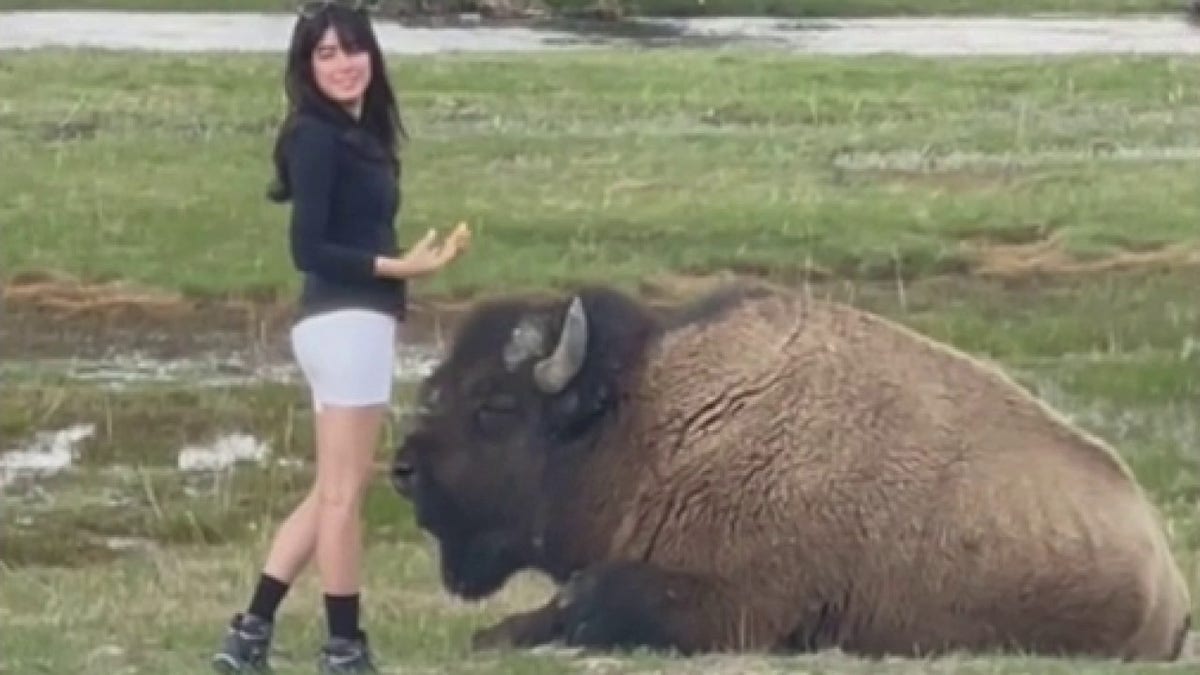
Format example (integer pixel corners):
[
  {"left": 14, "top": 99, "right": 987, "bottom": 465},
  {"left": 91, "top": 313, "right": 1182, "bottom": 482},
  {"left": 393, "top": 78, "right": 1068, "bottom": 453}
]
[{"left": 311, "top": 26, "right": 371, "bottom": 111}]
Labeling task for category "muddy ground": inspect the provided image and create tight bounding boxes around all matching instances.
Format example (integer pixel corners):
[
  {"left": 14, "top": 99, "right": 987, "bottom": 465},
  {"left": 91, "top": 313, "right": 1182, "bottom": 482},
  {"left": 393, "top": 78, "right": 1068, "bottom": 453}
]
[
  {"left": 0, "top": 270, "right": 765, "bottom": 399},
  {"left": 4, "top": 239, "right": 1198, "bottom": 365},
  {"left": 1, "top": 271, "right": 458, "bottom": 362},
  {"left": 7, "top": 227, "right": 1199, "bottom": 363}
]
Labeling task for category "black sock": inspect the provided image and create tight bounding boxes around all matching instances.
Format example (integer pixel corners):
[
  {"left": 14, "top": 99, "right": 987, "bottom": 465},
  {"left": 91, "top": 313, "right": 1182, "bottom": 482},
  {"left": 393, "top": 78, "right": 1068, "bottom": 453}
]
[
  {"left": 324, "top": 593, "right": 361, "bottom": 641},
  {"left": 246, "top": 573, "right": 290, "bottom": 623}
]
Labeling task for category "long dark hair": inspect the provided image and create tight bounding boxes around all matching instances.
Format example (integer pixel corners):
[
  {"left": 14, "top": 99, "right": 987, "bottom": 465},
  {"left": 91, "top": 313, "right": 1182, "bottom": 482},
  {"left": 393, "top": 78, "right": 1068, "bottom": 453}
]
[{"left": 267, "top": 4, "right": 407, "bottom": 202}]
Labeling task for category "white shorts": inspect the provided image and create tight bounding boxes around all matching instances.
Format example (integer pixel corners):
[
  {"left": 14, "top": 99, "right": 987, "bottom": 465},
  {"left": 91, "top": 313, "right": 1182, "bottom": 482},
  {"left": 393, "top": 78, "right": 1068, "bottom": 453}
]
[{"left": 290, "top": 308, "right": 398, "bottom": 411}]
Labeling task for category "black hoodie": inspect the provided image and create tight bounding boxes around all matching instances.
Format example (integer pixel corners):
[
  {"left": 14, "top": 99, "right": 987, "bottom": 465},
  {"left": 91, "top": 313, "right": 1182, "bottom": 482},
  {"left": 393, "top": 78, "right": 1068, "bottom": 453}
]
[{"left": 278, "top": 99, "right": 407, "bottom": 323}]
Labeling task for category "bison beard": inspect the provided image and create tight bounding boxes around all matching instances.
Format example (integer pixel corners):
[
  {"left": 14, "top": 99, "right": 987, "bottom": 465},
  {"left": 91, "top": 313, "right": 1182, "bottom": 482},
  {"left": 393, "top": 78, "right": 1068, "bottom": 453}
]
[
  {"left": 416, "top": 482, "right": 525, "bottom": 600},
  {"left": 438, "top": 530, "right": 526, "bottom": 601},
  {"left": 392, "top": 281, "right": 1193, "bottom": 661},
  {"left": 397, "top": 431, "right": 529, "bottom": 600}
]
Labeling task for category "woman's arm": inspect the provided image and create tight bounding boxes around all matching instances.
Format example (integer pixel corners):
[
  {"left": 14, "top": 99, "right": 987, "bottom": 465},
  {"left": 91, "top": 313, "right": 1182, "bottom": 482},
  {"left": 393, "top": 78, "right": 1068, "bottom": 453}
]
[
  {"left": 374, "top": 223, "right": 471, "bottom": 279},
  {"left": 374, "top": 254, "right": 426, "bottom": 279},
  {"left": 286, "top": 120, "right": 380, "bottom": 284},
  {"left": 287, "top": 121, "right": 466, "bottom": 282}
]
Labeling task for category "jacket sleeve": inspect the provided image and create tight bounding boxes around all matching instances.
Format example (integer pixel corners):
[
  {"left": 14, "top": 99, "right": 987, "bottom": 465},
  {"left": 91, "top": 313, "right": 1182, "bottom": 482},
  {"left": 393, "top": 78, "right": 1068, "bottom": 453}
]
[{"left": 286, "top": 121, "right": 378, "bottom": 283}]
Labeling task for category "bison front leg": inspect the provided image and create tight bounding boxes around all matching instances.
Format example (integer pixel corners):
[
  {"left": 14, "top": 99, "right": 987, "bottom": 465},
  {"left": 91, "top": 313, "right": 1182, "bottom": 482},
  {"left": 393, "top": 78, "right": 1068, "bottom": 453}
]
[
  {"left": 554, "top": 560, "right": 784, "bottom": 655},
  {"left": 471, "top": 597, "right": 563, "bottom": 651}
]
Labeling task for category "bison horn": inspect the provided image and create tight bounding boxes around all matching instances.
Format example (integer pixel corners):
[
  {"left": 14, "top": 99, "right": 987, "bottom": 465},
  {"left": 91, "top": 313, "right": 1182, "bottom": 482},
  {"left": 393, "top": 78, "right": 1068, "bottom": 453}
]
[{"left": 533, "top": 296, "right": 588, "bottom": 394}]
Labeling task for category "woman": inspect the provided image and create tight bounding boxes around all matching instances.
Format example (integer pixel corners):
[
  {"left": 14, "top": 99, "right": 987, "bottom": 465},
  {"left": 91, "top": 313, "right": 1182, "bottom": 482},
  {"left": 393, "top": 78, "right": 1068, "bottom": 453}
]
[{"left": 212, "top": 2, "right": 470, "bottom": 673}]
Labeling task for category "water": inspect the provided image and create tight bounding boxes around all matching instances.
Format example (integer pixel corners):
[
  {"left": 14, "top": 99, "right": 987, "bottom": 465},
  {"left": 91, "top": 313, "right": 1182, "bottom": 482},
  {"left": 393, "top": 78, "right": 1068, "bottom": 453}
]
[
  {"left": 0, "top": 340, "right": 442, "bottom": 489},
  {"left": 1, "top": 342, "right": 443, "bottom": 389},
  {"left": 2, "top": 11, "right": 1200, "bottom": 55}
]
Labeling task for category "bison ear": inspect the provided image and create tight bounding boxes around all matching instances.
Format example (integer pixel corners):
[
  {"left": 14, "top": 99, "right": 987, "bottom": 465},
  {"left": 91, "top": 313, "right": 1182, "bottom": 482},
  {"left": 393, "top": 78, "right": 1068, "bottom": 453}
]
[{"left": 533, "top": 296, "right": 588, "bottom": 395}]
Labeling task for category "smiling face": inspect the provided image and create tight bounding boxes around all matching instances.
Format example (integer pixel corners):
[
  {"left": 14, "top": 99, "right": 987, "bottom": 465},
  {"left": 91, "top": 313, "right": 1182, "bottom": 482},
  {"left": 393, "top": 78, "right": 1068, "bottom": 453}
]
[{"left": 310, "top": 26, "right": 371, "bottom": 112}]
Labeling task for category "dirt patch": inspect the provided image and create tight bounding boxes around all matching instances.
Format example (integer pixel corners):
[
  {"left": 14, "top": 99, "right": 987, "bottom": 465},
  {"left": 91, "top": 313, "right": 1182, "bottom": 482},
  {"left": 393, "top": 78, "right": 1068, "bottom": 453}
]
[
  {"left": 4, "top": 250, "right": 1199, "bottom": 363},
  {"left": 0, "top": 268, "right": 747, "bottom": 361},
  {"left": 2, "top": 270, "right": 248, "bottom": 326},
  {"left": 961, "top": 231, "right": 1200, "bottom": 279},
  {"left": 0, "top": 269, "right": 464, "bottom": 361},
  {"left": 2, "top": 269, "right": 277, "bottom": 359}
]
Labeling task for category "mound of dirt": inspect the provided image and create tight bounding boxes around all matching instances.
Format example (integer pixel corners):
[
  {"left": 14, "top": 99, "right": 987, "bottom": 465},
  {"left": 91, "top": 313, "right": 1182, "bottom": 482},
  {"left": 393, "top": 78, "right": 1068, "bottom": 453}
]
[
  {"left": 4, "top": 270, "right": 202, "bottom": 320},
  {"left": 5, "top": 240, "right": 1198, "bottom": 361},
  {"left": 1, "top": 270, "right": 285, "bottom": 360},
  {"left": 960, "top": 231, "right": 1200, "bottom": 279}
]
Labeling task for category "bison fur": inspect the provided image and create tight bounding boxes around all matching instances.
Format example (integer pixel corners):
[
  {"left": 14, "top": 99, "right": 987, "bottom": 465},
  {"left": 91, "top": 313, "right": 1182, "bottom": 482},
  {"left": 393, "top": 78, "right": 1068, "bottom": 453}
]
[{"left": 391, "top": 281, "right": 1192, "bottom": 661}]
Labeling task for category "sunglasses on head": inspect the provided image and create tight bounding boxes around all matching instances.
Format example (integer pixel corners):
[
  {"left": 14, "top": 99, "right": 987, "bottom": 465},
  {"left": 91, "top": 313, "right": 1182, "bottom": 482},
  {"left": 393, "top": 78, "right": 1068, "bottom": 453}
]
[{"left": 296, "top": 0, "right": 381, "bottom": 18}]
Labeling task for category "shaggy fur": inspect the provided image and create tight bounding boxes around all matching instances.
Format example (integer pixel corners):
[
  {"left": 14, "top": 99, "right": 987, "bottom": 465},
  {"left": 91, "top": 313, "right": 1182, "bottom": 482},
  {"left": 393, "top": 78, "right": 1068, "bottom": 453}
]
[{"left": 393, "top": 281, "right": 1192, "bottom": 661}]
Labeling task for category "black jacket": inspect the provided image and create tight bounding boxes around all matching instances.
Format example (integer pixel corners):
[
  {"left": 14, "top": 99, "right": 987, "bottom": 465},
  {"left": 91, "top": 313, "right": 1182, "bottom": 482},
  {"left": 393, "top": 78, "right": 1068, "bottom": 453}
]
[{"left": 280, "top": 101, "right": 406, "bottom": 322}]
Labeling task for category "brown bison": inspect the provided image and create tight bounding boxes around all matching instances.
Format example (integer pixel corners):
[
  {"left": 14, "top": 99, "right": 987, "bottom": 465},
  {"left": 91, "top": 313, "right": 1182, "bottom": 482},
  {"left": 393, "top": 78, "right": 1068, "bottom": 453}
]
[{"left": 390, "top": 281, "right": 1192, "bottom": 661}]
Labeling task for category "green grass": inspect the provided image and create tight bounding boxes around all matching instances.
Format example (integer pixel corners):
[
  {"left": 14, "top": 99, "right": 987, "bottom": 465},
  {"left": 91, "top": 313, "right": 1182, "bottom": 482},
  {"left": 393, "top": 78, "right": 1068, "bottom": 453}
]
[
  {"left": 2, "top": 49, "right": 1199, "bottom": 672},
  {"left": 3, "top": 308, "right": 1197, "bottom": 672},
  {"left": 6, "top": 541, "right": 1193, "bottom": 674},
  {"left": 4, "top": 51, "right": 1200, "bottom": 301},
  {"left": 2, "top": 321, "right": 1198, "bottom": 671},
  {"left": 0, "top": 0, "right": 1185, "bottom": 15}
]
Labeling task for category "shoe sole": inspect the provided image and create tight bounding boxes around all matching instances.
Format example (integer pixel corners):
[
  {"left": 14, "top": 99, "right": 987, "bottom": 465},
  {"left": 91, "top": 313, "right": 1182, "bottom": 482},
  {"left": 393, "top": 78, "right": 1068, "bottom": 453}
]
[
  {"left": 319, "top": 658, "right": 377, "bottom": 675},
  {"left": 212, "top": 653, "right": 271, "bottom": 674}
]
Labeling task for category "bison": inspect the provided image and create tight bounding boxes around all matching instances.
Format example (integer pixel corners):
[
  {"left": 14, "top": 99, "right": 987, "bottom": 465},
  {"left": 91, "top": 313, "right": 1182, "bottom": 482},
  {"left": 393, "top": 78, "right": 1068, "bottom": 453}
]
[{"left": 390, "top": 280, "right": 1192, "bottom": 661}]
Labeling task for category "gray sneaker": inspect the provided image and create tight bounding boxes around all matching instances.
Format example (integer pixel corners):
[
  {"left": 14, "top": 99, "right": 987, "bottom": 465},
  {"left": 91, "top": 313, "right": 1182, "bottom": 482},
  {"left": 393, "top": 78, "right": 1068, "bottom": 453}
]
[
  {"left": 318, "top": 631, "right": 377, "bottom": 674},
  {"left": 211, "top": 612, "right": 273, "bottom": 673}
]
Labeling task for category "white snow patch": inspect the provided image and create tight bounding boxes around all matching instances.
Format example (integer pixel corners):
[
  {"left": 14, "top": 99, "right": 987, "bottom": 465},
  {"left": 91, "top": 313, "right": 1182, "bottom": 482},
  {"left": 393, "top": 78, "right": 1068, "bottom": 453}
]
[
  {"left": 177, "top": 433, "right": 270, "bottom": 472},
  {"left": 0, "top": 423, "right": 95, "bottom": 489}
]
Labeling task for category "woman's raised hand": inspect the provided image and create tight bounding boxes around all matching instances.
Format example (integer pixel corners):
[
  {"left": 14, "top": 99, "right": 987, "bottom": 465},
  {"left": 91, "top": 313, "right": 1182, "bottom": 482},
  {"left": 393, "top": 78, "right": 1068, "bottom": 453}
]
[{"left": 377, "top": 222, "right": 472, "bottom": 279}]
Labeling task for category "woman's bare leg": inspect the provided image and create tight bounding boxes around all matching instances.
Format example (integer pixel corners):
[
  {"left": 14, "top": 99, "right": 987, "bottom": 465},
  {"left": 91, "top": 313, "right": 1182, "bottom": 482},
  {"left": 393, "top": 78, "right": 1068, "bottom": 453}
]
[
  {"left": 241, "top": 452, "right": 320, "bottom": 625},
  {"left": 260, "top": 486, "right": 319, "bottom": 583},
  {"left": 212, "top": 413, "right": 327, "bottom": 672},
  {"left": 313, "top": 403, "right": 386, "bottom": 639}
]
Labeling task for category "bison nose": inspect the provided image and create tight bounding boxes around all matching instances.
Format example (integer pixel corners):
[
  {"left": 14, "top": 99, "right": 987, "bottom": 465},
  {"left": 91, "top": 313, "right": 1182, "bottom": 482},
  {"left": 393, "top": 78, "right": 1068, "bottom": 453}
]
[
  {"left": 393, "top": 430, "right": 434, "bottom": 499},
  {"left": 391, "top": 457, "right": 415, "bottom": 499},
  {"left": 391, "top": 439, "right": 418, "bottom": 499}
]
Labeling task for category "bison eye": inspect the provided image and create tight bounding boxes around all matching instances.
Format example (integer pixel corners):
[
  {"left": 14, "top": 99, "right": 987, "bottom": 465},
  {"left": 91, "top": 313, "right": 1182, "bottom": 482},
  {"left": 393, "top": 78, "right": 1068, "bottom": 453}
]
[{"left": 473, "top": 394, "right": 520, "bottom": 436}]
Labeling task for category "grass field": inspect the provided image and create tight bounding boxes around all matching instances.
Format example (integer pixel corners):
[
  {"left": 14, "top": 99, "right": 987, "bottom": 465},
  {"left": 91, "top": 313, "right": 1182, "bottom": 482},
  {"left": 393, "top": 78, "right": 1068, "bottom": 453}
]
[
  {"left": 2, "top": 48, "right": 1199, "bottom": 673},
  {"left": 5, "top": 51, "right": 1200, "bottom": 298},
  {"left": 0, "top": 0, "right": 1186, "bottom": 16}
]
